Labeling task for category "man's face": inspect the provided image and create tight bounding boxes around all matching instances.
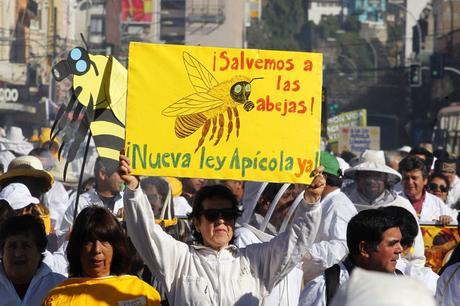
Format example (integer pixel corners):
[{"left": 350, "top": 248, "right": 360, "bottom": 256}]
[
  {"left": 356, "top": 171, "right": 386, "bottom": 201},
  {"left": 364, "top": 227, "right": 403, "bottom": 273},
  {"left": 105, "top": 171, "right": 123, "bottom": 195},
  {"left": 402, "top": 169, "right": 427, "bottom": 200}
]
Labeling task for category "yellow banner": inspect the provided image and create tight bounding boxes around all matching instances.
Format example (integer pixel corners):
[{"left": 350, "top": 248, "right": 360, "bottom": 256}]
[
  {"left": 126, "top": 43, "right": 322, "bottom": 184},
  {"left": 421, "top": 224, "right": 459, "bottom": 273}
]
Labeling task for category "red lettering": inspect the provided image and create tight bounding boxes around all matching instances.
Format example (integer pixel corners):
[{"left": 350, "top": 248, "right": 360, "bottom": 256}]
[
  {"left": 255, "top": 58, "right": 263, "bottom": 69},
  {"left": 219, "top": 51, "right": 229, "bottom": 71}
]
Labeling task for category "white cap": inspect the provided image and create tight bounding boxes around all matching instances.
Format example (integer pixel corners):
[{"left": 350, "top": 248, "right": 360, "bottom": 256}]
[{"left": 0, "top": 183, "right": 39, "bottom": 210}]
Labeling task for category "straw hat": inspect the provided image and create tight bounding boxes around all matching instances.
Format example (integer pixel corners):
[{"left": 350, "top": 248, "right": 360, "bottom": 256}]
[
  {"left": 0, "top": 126, "right": 33, "bottom": 155},
  {"left": 0, "top": 156, "right": 54, "bottom": 191}
]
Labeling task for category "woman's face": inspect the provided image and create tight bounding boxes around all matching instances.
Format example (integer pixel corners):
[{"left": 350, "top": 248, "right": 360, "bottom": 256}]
[
  {"left": 427, "top": 177, "right": 449, "bottom": 202},
  {"left": 80, "top": 240, "right": 113, "bottom": 277},
  {"left": 143, "top": 184, "right": 162, "bottom": 216},
  {"left": 194, "top": 198, "right": 236, "bottom": 251},
  {"left": 2, "top": 234, "right": 41, "bottom": 285}
]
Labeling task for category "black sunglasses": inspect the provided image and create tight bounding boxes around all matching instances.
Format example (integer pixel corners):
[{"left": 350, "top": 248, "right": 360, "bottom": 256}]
[
  {"left": 427, "top": 183, "right": 448, "bottom": 193},
  {"left": 199, "top": 208, "right": 238, "bottom": 222}
]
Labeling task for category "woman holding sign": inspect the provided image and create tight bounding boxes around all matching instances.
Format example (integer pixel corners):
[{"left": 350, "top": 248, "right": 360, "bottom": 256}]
[{"left": 119, "top": 153, "right": 324, "bottom": 306}]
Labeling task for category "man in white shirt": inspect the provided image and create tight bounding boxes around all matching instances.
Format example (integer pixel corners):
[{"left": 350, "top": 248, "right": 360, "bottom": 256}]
[
  {"left": 58, "top": 157, "right": 123, "bottom": 244},
  {"left": 299, "top": 209, "right": 403, "bottom": 306},
  {"left": 399, "top": 155, "right": 456, "bottom": 225}
]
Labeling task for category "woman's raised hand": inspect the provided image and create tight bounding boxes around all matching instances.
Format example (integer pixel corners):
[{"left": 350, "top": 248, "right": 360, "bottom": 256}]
[
  {"left": 303, "top": 166, "right": 326, "bottom": 204},
  {"left": 119, "top": 150, "right": 139, "bottom": 190}
]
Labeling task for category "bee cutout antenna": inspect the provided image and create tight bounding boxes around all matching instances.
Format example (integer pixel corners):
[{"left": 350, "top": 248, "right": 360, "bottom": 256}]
[
  {"left": 80, "top": 33, "right": 89, "bottom": 51},
  {"left": 79, "top": 33, "right": 99, "bottom": 76}
]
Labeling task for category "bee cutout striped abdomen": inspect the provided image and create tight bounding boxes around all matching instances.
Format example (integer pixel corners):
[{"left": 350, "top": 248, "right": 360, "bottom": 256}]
[{"left": 91, "top": 106, "right": 126, "bottom": 172}]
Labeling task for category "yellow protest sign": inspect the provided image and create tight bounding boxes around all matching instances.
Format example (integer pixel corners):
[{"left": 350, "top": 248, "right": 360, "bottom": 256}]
[{"left": 126, "top": 43, "right": 322, "bottom": 184}]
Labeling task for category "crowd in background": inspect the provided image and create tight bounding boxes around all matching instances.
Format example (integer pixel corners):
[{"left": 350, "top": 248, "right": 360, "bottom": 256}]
[{"left": 0, "top": 125, "right": 459, "bottom": 305}]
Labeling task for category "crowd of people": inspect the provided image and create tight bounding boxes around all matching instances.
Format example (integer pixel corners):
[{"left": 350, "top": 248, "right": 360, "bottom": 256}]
[{"left": 0, "top": 125, "right": 459, "bottom": 305}]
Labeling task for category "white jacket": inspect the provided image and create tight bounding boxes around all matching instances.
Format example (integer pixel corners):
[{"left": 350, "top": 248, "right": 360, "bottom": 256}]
[
  {"left": 299, "top": 261, "right": 350, "bottom": 306},
  {"left": 124, "top": 187, "right": 321, "bottom": 306},
  {"left": 447, "top": 176, "right": 460, "bottom": 209},
  {"left": 303, "top": 190, "right": 357, "bottom": 282},
  {"left": 403, "top": 192, "right": 458, "bottom": 224},
  {"left": 436, "top": 262, "right": 460, "bottom": 306},
  {"left": 0, "top": 262, "right": 66, "bottom": 306},
  {"left": 234, "top": 225, "right": 303, "bottom": 306}
]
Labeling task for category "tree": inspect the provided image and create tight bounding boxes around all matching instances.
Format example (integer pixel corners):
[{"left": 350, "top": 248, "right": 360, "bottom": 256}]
[{"left": 246, "top": 0, "right": 306, "bottom": 51}]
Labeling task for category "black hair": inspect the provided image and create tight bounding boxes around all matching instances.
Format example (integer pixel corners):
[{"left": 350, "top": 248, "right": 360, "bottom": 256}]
[
  {"left": 94, "top": 157, "right": 117, "bottom": 178},
  {"left": 67, "top": 206, "right": 131, "bottom": 277},
  {"left": 380, "top": 206, "right": 418, "bottom": 248},
  {"left": 325, "top": 173, "right": 342, "bottom": 188},
  {"left": 0, "top": 214, "right": 47, "bottom": 258},
  {"left": 140, "top": 177, "right": 170, "bottom": 201},
  {"left": 433, "top": 149, "right": 449, "bottom": 160},
  {"left": 409, "top": 147, "right": 434, "bottom": 171},
  {"left": 0, "top": 200, "right": 14, "bottom": 227},
  {"left": 398, "top": 155, "right": 429, "bottom": 179},
  {"left": 188, "top": 184, "right": 242, "bottom": 244},
  {"left": 346, "top": 209, "right": 400, "bottom": 257}
]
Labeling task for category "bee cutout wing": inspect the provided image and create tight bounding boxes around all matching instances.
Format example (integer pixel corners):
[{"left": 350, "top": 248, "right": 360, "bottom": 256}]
[
  {"left": 162, "top": 92, "right": 224, "bottom": 117},
  {"left": 183, "top": 52, "right": 219, "bottom": 93},
  {"left": 75, "top": 54, "right": 127, "bottom": 126},
  {"left": 101, "top": 55, "right": 128, "bottom": 126}
]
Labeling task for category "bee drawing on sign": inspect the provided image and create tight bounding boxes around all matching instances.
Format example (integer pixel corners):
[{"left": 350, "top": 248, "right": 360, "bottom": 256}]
[{"left": 162, "top": 52, "right": 263, "bottom": 153}]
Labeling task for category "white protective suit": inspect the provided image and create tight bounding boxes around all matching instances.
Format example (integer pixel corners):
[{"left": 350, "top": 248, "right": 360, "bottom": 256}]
[
  {"left": 0, "top": 262, "right": 66, "bottom": 306},
  {"left": 303, "top": 189, "right": 357, "bottom": 282},
  {"left": 124, "top": 187, "right": 321, "bottom": 306},
  {"left": 436, "top": 262, "right": 460, "bottom": 306},
  {"left": 234, "top": 225, "right": 303, "bottom": 306}
]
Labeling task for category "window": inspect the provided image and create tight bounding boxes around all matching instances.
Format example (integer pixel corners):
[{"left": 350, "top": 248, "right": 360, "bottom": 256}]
[{"left": 90, "top": 16, "right": 104, "bottom": 34}]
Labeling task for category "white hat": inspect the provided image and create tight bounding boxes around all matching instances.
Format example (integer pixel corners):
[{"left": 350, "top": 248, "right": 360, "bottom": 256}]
[
  {"left": 397, "top": 145, "right": 412, "bottom": 153},
  {"left": 0, "top": 183, "right": 39, "bottom": 210},
  {"left": 344, "top": 161, "right": 402, "bottom": 185},
  {"left": 330, "top": 268, "right": 435, "bottom": 306},
  {"left": 0, "top": 126, "right": 33, "bottom": 155},
  {"left": 360, "top": 150, "right": 385, "bottom": 164}
]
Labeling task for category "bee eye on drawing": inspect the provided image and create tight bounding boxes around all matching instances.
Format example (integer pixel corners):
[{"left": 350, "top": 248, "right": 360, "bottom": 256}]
[
  {"left": 234, "top": 84, "right": 242, "bottom": 94},
  {"left": 75, "top": 60, "right": 88, "bottom": 73},
  {"left": 245, "top": 84, "right": 251, "bottom": 92},
  {"left": 70, "top": 48, "right": 82, "bottom": 60}
]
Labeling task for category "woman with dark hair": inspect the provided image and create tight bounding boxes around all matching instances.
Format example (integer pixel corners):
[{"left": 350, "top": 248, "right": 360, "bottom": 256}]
[
  {"left": 0, "top": 215, "right": 65, "bottom": 306},
  {"left": 43, "top": 206, "right": 160, "bottom": 305},
  {"left": 119, "top": 154, "right": 324, "bottom": 305},
  {"left": 427, "top": 173, "right": 450, "bottom": 204}
]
